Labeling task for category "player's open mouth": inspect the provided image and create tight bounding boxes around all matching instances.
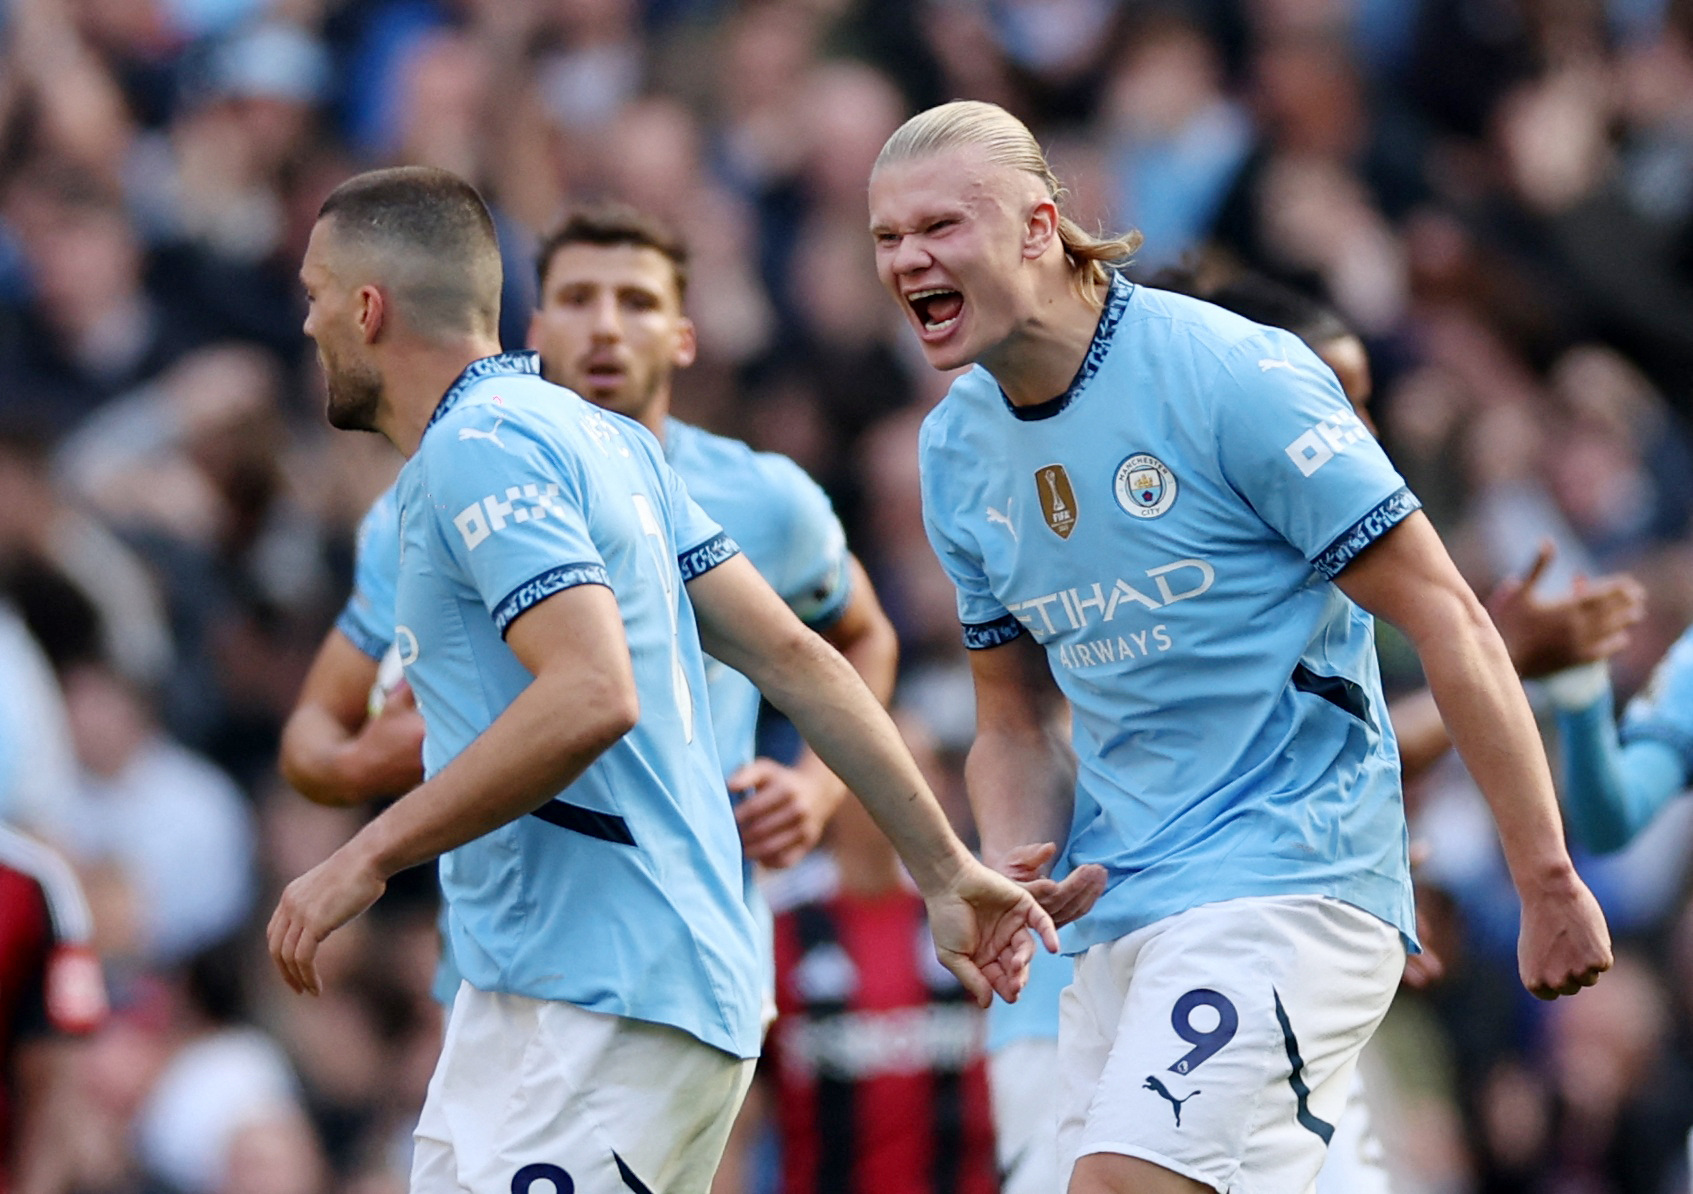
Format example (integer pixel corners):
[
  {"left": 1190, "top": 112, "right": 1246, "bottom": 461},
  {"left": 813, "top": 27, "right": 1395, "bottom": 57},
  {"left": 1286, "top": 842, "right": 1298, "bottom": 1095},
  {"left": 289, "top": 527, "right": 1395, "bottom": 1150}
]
[{"left": 907, "top": 288, "right": 963, "bottom": 336}]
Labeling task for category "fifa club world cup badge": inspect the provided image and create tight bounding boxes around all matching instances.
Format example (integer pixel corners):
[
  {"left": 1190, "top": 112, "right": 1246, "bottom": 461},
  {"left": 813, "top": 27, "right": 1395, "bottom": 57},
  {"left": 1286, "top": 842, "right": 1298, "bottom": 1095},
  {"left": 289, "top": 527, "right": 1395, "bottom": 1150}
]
[
  {"left": 1114, "top": 454, "right": 1178, "bottom": 519},
  {"left": 1036, "top": 464, "right": 1079, "bottom": 539}
]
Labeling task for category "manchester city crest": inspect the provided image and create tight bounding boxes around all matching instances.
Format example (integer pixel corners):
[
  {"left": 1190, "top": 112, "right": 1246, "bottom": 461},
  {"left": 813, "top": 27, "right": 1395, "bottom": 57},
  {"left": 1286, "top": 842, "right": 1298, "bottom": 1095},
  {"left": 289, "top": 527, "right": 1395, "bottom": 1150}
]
[{"left": 1114, "top": 453, "right": 1178, "bottom": 519}]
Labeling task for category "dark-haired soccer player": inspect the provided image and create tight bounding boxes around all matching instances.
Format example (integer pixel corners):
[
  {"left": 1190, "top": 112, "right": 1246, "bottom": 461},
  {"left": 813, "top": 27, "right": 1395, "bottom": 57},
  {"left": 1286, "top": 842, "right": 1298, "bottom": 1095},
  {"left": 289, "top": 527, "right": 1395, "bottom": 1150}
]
[
  {"left": 271, "top": 166, "right": 1052, "bottom": 1194},
  {"left": 870, "top": 101, "right": 1611, "bottom": 1194},
  {"left": 281, "top": 204, "right": 900, "bottom": 1027}
]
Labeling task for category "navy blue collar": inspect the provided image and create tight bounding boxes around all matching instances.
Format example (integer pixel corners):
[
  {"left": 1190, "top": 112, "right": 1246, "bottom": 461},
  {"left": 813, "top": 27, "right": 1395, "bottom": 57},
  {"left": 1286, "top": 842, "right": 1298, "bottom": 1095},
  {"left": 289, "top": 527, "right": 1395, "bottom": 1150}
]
[
  {"left": 1001, "top": 272, "right": 1132, "bottom": 422},
  {"left": 424, "top": 350, "right": 542, "bottom": 435}
]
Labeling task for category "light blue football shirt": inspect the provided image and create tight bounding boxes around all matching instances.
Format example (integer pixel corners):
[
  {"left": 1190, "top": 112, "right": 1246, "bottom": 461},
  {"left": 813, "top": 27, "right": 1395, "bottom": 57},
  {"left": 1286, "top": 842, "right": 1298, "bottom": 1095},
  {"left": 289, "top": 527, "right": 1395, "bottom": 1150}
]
[
  {"left": 1621, "top": 622, "right": 1693, "bottom": 771},
  {"left": 391, "top": 350, "right": 761, "bottom": 1059},
  {"left": 921, "top": 275, "right": 1419, "bottom": 955},
  {"left": 334, "top": 486, "right": 399, "bottom": 663},
  {"left": 335, "top": 415, "right": 855, "bottom": 1009},
  {"left": 663, "top": 418, "right": 852, "bottom": 778}
]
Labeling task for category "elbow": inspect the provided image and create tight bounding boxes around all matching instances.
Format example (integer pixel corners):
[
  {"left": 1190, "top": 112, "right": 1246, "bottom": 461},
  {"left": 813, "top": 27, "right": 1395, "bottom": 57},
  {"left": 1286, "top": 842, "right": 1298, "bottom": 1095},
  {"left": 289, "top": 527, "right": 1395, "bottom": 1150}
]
[{"left": 585, "top": 682, "right": 640, "bottom": 752}]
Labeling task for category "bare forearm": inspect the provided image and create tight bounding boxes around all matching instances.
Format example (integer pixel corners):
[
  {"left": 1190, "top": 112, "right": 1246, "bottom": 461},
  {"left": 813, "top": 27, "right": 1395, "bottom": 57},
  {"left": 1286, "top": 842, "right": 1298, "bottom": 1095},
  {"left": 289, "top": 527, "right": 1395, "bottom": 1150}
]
[
  {"left": 1418, "top": 591, "right": 1575, "bottom": 886},
  {"left": 279, "top": 706, "right": 370, "bottom": 805},
  {"left": 966, "top": 726, "right": 1075, "bottom": 871},
  {"left": 753, "top": 630, "right": 969, "bottom": 893},
  {"left": 347, "top": 673, "right": 634, "bottom": 880}
]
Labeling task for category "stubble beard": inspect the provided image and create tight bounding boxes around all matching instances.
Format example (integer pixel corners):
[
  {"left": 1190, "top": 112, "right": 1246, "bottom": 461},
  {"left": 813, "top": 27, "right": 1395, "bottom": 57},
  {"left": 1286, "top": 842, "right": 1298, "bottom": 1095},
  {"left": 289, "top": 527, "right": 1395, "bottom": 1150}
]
[{"left": 323, "top": 351, "right": 385, "bottom": 433}]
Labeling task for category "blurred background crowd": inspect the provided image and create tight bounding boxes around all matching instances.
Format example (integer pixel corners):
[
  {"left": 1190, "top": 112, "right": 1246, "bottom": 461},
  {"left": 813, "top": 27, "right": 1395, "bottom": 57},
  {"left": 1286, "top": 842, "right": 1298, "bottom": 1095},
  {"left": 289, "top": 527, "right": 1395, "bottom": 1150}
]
[{"left": 2, "top": 0, "right": 1693, "bottom": 1191}]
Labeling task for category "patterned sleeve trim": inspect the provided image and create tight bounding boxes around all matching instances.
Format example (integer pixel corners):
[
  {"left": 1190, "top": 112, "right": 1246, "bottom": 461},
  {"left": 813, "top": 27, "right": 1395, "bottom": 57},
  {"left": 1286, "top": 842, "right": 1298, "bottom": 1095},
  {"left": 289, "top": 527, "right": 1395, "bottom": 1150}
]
[
  {"left": 678, "top": 532, "right": 741, "bottom": 583},
  {"left": 493, "top": 563, "right": 613, "bottom": 638},
  {"left": 334, "top": 607, "right": 391, "bottom": 662},
  {"left": 1312, "top": 487, "right": 1422, "bottom": 581},
  {"left": 962, "top": 614, "right": 1026, "bottom": 651},
  {"left": 1619, "top": 721, "right": 1693, "bottom": 779}
]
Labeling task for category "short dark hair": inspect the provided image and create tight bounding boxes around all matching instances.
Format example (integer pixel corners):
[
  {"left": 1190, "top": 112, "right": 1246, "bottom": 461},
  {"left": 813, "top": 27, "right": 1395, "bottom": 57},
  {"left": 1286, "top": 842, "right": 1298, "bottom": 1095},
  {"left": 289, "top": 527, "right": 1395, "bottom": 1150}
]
[
  {"left": 534, "top": 204, "right": 690, "bottom": 301},
  {"left": 317, "top": 166, "right": 502, "bottom": 338}
]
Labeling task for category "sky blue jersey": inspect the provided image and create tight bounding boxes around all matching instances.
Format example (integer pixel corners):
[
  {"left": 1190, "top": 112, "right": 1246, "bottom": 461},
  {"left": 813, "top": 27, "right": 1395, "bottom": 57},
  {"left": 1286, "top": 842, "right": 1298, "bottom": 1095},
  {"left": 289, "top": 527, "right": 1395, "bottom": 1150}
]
[
  {"left": 391, "top": 351, "right": 761, "bottom": 1059},
  {"left": 921, "top": 276, "right": 1419, "bottom": 955},
  {"left": 334, "top": 412, "right": 853, "bottom": 1010},
  {"left": 334, "top": 484, "right": 400, "bottom": 663},
  {"left": 664, "top": 418, "right": 852, "bottom": 779},
  {"left": 1621, "top": 623, "right": 1693, "bottom": 772}
]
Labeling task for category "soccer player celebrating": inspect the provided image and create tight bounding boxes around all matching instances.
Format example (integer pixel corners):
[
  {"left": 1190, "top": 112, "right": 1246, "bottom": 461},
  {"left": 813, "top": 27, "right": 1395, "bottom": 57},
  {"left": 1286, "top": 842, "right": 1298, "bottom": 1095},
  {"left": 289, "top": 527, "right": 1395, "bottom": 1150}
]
[
  {"left": 868, "top": 101, "right": 1612, "bottom": 1194},
  {"left": 280, "top": 205, "right": 897, "bottom": 1008},
  {"left": 271, "top": 165, "right": 1053, "bottom": 1194}
]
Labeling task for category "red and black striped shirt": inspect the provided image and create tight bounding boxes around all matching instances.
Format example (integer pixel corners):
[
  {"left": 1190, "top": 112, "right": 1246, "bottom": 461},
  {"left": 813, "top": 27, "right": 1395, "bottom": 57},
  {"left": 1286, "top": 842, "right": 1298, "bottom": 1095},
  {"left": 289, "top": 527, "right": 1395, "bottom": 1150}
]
[{"left": 770, "top": 884, "right": 998, "bottom": 1194}]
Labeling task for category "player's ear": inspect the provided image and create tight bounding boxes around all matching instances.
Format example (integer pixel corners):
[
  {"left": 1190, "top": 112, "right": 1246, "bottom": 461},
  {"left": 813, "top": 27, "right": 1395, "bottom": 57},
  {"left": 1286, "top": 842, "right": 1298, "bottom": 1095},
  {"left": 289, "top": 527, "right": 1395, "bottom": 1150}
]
[
  {"left": 355, "top": 285, "right": 386, "bottom": 344},
  {"left": 1023, "top": 197, "right": 1059, "bottom": 261},
  {"left": 673, "top": 316, "right": 698, "bottom": 369}
]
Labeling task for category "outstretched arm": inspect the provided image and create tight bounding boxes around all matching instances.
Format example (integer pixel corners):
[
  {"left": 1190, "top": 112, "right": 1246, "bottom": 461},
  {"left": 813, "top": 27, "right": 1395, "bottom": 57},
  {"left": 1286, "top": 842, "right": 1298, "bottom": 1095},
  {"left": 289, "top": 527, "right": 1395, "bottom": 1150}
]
[
  {"left": 687, "top": 554, "right": 1056, "bottom": 1005},
  {"left": 1555, "top": 688, "right": 1689, "bottom": 853},
  {"left": 733, "top": 555, "right": 901, "bottom": 867},
  {"left": 1335, "top": 512, "right": 1612, "bottom": 999}
]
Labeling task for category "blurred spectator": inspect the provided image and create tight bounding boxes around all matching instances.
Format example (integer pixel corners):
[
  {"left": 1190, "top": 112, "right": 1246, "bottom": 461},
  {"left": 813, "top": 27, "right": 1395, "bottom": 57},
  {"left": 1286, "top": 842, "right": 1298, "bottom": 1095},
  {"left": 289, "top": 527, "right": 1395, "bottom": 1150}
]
[{"left": 54, "top": 660, "right": 254, "bottom": 968}]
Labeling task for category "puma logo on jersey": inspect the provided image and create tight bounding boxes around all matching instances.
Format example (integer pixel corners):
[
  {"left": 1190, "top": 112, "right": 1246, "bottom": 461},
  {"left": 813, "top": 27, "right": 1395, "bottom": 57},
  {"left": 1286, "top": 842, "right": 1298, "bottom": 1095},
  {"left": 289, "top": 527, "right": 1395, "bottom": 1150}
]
[
  {"left": 1258, "top": 356, "right": 1295, "bottom": 373},
  {"left": 458, "top": 417, "right": 506, "bottom": 448},
  {"left": 1144, "top": 1075, "right": 1200, "bottom": 1126},
  {"left": 986, "top": 498, "right": 1018, "bottom": 541}
]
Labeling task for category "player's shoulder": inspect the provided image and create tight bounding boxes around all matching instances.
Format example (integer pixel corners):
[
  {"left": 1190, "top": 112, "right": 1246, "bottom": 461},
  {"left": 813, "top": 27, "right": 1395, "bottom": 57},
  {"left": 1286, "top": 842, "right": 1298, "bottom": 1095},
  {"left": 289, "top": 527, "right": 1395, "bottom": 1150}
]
[
  {"left": 1125, "top": 282, "right": 1285, "bottom": 366},
  {"left": 923, "top": 366, "right": 999, "bottom": 451},
  {"left": 357, "top": 482, "right": 401, "bottom": 537},
  {"left": 669, "top": 418, "right": 830, "bottom": 511}
]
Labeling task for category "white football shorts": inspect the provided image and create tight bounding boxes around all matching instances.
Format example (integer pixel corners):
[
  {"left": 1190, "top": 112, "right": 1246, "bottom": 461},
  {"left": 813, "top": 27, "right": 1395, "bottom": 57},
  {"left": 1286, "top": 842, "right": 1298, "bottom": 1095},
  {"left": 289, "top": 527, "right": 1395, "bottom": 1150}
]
[
  {"left": 990, "top": 1037, "right": 1062, "bottom": 1194},
  {"left": 1058, "top": 895, "right": 1404, "bottom": 1193},
  {"left": 411, "top": 983, "right": 755, "bottom": 1194}
]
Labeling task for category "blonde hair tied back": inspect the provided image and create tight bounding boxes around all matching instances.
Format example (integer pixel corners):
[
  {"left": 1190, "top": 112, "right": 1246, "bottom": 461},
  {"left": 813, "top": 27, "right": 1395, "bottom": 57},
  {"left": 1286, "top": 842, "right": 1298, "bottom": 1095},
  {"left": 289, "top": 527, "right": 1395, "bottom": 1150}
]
[{"left": 875, "top": 100, "right": 1142, "bottom": 303}]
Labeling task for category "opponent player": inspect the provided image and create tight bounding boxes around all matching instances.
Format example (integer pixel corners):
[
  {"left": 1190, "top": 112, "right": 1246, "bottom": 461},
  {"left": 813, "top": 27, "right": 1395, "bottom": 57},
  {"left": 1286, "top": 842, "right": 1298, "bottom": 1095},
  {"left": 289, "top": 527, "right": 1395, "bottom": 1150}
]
[
  {"left": 271, "top": 166, "right": 1053, "bottom": 1194},
  {"left": 869, "top": 102, "right": 1611, "bottom": 1194},
  {"left": 982, "top": 269, "right": 1644, "bottom": 1194}
]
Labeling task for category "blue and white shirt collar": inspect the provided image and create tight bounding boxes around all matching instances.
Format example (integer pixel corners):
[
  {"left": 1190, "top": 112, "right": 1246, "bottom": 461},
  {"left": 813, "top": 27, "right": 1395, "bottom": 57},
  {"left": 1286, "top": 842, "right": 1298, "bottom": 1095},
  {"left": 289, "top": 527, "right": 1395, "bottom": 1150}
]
[
  {"left": 425, "top": 350, "right": 542, "bottom": 435},
  {"left": 1000, "top": 271, "right": 1133, "bottom": 422}
]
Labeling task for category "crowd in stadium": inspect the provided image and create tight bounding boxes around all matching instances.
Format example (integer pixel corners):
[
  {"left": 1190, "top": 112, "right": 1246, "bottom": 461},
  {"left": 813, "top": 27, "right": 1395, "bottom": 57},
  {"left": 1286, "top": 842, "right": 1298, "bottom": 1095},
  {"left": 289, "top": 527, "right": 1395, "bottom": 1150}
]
[{"left": 2, "top": 0, "right": 1693, "bottom": 1192}]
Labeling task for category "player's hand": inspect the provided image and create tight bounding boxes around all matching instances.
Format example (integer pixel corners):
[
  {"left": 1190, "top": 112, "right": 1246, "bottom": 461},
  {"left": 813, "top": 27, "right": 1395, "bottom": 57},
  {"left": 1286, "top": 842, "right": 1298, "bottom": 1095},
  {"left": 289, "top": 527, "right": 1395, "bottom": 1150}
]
[
  {"left": 730, "top": 758, "right": 837, "bottom": 868},
  {"left": 1487, "top": 541, "right": 1645, "bottom": 680},
  {"left": 997, "top": 841, "right": 1108, "bottom": 928},
  {"left": 926, "top": 859, "right": 1059, "bottom": 1009},
  {"left": 267, "top": 844, "right": 387, "bottom": 997},
  {"left": 343, "top": 681, "right": 426, "bottom": 799},
  {"left": 1516, "top": 867, "right": 1613, "bottom": 999}
]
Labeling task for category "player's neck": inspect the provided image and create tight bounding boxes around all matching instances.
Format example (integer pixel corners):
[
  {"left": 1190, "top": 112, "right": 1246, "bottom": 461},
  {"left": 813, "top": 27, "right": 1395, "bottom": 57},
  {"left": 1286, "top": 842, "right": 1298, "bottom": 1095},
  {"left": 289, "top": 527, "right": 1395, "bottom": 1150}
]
[
  {"left": 381, "top": 335, "right": 506, "bottom": 457},
  {"left": 630, "top": 386, "right": 673, "bottom": 444},
  {"left": 983, "top": 277, "right": 1109, "bottom": 409}
]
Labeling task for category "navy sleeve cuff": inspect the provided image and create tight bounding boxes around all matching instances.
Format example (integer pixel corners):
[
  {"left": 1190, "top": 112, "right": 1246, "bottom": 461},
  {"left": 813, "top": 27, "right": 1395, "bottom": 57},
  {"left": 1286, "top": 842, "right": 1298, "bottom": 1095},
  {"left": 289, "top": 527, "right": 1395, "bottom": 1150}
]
[
  {"left": 1312, "top": 487, "right": 1421, "bottom": 581},
  {"left": 678, "top": 532, "right": 741, "bottom": 582},
  {"left": 492, "top": 563, "right": 613, "bottom": 637},
  {"left": 963, "top": 614, "right": 1026, "bottom": 651}
]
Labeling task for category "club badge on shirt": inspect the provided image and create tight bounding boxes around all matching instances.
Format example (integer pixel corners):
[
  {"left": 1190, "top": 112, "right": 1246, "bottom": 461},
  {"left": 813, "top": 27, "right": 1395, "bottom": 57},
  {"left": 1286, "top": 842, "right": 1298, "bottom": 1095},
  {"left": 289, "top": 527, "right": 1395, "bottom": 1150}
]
[
  {"left": 1114, "top": 454, "right": 1178, "bottom": 519},
  {"left": 1037, "top": 463, "right": 1079, "bottom": 539}
]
